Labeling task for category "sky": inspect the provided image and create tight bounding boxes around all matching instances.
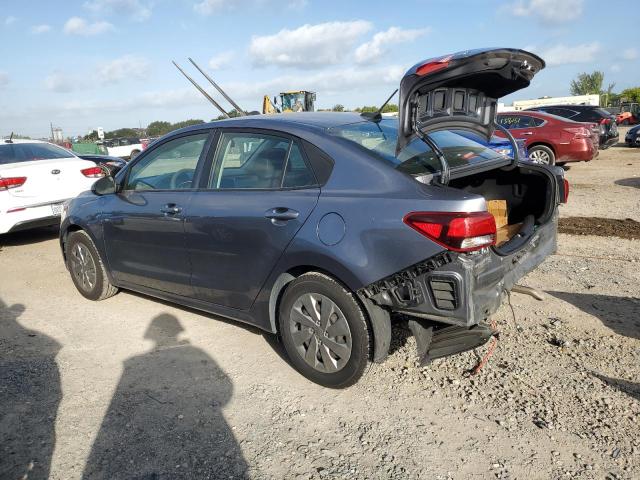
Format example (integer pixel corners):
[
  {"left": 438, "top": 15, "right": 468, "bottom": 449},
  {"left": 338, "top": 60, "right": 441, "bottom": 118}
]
[{"left": 0, "top": 0, "right": 637, "bottom": 138}]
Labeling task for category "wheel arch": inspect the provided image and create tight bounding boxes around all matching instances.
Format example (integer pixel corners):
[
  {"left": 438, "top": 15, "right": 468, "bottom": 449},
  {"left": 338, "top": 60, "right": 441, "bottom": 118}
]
[
  {"left": 268, "top": 265, "right": 391, "bottom": 363},
  {"left": 528, "top": 141, "right": 556, "bottom": 155}
]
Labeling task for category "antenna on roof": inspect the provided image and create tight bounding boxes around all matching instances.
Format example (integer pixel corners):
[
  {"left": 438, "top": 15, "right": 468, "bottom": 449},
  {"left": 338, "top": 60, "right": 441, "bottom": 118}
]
[
  {"left": 360, "top": 88, "right": 399, "bottom": 122},
  {"left": 187, "top": 58, "right": 246, "bottom": 116},
  {"left": 172, "top": 60, "right": 229, "bottom": 118}
]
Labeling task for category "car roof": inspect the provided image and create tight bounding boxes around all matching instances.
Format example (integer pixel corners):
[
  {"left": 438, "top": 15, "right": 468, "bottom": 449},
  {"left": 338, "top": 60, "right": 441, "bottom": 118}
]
[
  {"left": 0, "top": 138, "right": 48, "bottom": 145},
  {"left": 530, "top": 104, "right": 595, "bottom": 110},
  {"left": 175, "top": 112, "right": 370, "bottom": 136}
]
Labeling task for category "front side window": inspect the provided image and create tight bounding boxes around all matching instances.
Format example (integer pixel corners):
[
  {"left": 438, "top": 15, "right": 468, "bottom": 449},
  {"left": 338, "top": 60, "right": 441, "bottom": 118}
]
[
  {"left": 0, "top": 142, "right": 74, "bottom": 164},
  {"left": 125, "top": 133, "right": 208, "bottom": 191},
  {"left": 210, "top": 132, "right": 315, "bottom": 189}
]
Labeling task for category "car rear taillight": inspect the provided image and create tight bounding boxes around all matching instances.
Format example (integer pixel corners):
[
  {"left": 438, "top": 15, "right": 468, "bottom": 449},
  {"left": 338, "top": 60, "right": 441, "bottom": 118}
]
[
  {"left": 562, "top": 179, "right": 570, "bottom": 203},
  {"left": 600, "top": 118, "right": 611, "bottom": 125},
  {"left": 81, "top": 166, "right": 105, "bottom": 178},
  {"left": 403, "top": 211, "right": 497, "bottom": 252},
  {"left": 0, "top": 176, "right": 27, "bottom": 190},
  {"left": 564, "top": 127, "right": 591, "bottom": 139},
  {"left": 416, "top": 55, "right": 452, "bottom": 76}
]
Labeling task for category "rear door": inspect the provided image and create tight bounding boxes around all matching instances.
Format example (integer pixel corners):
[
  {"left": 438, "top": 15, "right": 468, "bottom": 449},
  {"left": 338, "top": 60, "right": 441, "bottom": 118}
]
[
  {"left": 0, "top": 142, "right": 98, "bottom": 206},
  {"left": 496, "top": 114, "right": 544, "bottom": 145},
  {"left": 184, "top": 129, "right": 320, "bottom": 310}
]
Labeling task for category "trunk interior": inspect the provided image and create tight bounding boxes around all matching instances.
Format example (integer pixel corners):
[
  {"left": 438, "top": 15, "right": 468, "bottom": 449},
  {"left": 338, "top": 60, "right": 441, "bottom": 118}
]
[{"left": 449, "top": 165, "right": 555, "bottom": 253}]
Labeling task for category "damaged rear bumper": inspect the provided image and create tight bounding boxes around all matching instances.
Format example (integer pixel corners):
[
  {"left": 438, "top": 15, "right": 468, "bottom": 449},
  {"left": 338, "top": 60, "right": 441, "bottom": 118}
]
[{"left": 360, "top": 215, "right": 558, "bottom": 328}]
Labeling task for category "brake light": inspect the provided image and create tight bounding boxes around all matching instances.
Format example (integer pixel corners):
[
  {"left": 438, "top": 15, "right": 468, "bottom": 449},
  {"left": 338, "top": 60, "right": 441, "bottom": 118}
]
[
  {"left": 403, "top": 211, "right": 496, "bottom": 252},
  {"left": 81, "top": 166, "right": 105, "bottom": 178},
  {"left": 416, "top": 55, "right": 452, "bottom": 76},
  {"left": 0, "top": 176, "right": 27, "bottom": 190},
  {"left": 562, "top": 179, "right": 570, "bottom": 203},
  {"left": 600, "top": 118, "right": 611, "bottom": 125}
]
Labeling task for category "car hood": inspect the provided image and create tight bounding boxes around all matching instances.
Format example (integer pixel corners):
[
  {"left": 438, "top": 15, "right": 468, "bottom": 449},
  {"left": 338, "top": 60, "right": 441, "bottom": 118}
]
[
  {"left": 396, "top": 48, "right": 545, "bottom": 154},
  {"left": 628, "top": 125, "right": 640, "bottom": 135}
]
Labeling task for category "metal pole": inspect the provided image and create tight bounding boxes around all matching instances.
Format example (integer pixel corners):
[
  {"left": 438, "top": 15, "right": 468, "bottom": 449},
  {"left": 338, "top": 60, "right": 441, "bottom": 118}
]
[
  {"left": 188, "top": 58, "right": 245, "bottom": 116},
  {"left": 172, "top": 61, "right": 229, "bottom": 118}
]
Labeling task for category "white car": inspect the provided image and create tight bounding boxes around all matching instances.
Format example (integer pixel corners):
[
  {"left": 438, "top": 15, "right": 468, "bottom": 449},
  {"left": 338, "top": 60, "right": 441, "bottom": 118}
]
[
  {"left": 102, "top": 137, "right": 144, "bottom": 159},
  {"left": 0, "top": 139, "right": 104, "bottom": 234}
]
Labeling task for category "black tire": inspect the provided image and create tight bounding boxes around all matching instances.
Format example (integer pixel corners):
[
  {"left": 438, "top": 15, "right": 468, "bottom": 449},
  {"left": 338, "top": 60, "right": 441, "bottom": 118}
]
[
  {"left": 278, "top": 272, "right": 371, "bottom": 388},
  {"left": 528, "top": 145, "right": 555, "bottom": 165},
  {"left": 65, "top": 230, "right": 118, "bottom": 301}
]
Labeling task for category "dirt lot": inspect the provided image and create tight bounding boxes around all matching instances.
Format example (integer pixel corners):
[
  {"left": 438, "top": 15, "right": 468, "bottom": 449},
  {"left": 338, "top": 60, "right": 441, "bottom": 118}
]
[{"left": 1, "top": 130, "right": 639, "bottom": 480}]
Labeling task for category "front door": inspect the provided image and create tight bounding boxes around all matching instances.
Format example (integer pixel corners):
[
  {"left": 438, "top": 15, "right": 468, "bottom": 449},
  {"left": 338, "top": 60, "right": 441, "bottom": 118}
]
[
  {"left": 102, "top": 131, "right": 212, "bottom": 296},
  {"left": 185, "top": 130, "right": 320, "bottom": 310}
]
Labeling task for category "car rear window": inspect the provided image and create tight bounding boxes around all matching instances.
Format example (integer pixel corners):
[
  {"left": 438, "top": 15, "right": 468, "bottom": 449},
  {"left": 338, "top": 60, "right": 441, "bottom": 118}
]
[
  {"left": 0, "top": 143, "right": 74, "bottom": 164},
  {"left": 328, "top": 119, "right": 505, "bottom": 177}
]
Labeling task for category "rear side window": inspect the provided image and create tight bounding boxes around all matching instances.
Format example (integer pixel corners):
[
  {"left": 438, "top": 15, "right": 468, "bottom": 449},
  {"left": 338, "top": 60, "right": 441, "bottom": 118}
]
[
  {"left": 0, "top": 143, "right": 73, "bottom": 164},
  {"left": 210, "top": 132, "right": 316, "bottom": 190},
  {"left": 497, "top": 115, "right": 533, "bottom": 129}
]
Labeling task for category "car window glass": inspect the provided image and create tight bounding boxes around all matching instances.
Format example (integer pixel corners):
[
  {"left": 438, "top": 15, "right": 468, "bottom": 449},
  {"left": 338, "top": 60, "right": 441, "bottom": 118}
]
[
  {"left": 210, "top": 132, "right": 291, "bottom": 189},
  {"left": 283, "top": 142, "right": 316, "bottom": 188},
  {"left": 0, "top": 143, "right": 74, "bottom": 164},
  {"left": 517, "top": 116, "right": 535, "bottom": 128},
  {"left": 497, "top": 115, "right": 521, "bottom": 129},
  {"left": 531, "top": 117, "right": 545, "bottom": 127},
  {"left": 125, "top": 133, "right": 208, "bottom": 191}
]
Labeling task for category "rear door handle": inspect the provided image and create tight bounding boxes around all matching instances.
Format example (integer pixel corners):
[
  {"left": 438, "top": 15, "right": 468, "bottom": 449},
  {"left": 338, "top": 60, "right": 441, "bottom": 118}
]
[
  {"left": 161, "top": 204, "right": 182, "bottom": 215},
  {"left": 521, "top": 132, "right": 533, "bottom": 135},
  {"left": 264, "top": 207, "right": 299, "bottom": 221}
]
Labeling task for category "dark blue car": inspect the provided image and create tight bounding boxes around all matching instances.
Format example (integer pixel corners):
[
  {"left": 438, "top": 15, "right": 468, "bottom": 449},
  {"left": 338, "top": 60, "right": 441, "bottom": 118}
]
[{"left": 60, "top": 48, "right": 566, "bottom": 387}]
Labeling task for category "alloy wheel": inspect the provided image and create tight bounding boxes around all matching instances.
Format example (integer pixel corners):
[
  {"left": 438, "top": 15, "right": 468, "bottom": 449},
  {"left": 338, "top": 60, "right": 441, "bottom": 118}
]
[
  {"left": 70, "top": 243, "right": 97, "bottom": 292},
  {"left": 289, "top": 293, "right": 352, "bottom": 373},
  {"left": 529, "top": 149, "right": 550, "bottom": 164}
]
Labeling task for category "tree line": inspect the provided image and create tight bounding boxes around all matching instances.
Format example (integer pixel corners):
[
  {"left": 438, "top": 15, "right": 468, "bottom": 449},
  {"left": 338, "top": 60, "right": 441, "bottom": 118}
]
[{"left": 570, "top": 71, "right": 640, "bottom": 105}]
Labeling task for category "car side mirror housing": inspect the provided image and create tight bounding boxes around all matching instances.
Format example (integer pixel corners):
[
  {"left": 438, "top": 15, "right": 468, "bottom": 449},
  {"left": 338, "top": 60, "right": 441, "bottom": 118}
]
[{"left": 92, "top": 175, "right": 117, "bottom": 196}]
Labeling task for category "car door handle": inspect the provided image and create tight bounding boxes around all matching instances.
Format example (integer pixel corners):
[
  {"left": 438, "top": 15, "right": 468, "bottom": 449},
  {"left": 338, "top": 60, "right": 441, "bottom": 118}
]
[
  {"left": 161, "top": 204, "right": 182, "bottom": 215},
  {"left": 521, "top": 132, "right": 534, "bottom": 135},
  {"left": 264, "top": 207, "right": 299, "bottom": 221}
]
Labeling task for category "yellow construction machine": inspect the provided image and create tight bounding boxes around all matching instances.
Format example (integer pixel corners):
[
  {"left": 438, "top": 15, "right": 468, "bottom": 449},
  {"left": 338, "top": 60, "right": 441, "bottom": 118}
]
[{"left": 262, "top": 91, "right": 316, "bottom": 114}]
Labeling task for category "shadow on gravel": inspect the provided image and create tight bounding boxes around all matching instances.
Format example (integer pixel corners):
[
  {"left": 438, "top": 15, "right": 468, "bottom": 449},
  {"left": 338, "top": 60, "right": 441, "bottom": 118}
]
[
  {"left": 593, "top": 373, "right": 640, "bottom": 402},
  {"left": 615, "top": 177, "right": 640, "bottom": 189},
  {"left": 82, "top": 313, "right": 248, "bottom": 479},
  {"left": 0, "top": 225, "right": 60, "bottom": 248},
  {"left": 548, "top": 291, "right": 640, "bottom": 340},
  {"left": 0, "top": 298, "right": 62, "bottom": 480}
]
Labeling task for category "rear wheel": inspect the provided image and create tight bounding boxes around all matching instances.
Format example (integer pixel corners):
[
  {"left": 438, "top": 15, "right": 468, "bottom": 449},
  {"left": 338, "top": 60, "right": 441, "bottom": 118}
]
[
  {"left": 278, "top": 273, "right": 371, "bottom": 388},
  {"left": 528, "top": 145, "right": 555, "bottom": 165},
  {"left": 65, "top": 230, "right": 118, "bottom": 301}
]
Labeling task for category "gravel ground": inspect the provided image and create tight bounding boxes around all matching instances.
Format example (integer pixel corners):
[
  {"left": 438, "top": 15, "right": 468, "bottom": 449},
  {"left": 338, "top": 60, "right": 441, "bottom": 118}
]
[{"left": 1, "top": 131, "right": 638, "bottom": 479}]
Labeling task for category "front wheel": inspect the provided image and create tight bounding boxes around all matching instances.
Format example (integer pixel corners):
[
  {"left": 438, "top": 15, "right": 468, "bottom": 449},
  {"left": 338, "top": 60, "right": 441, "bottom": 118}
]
[
  {"left": 278, "top": 273, "right": 371, "bottom": 388},
  {"left": 65, "top": 230, "right": 118, "bottom": 301},
  {"left": 528, "top": 145, "right": 555, "bottom": 165}
]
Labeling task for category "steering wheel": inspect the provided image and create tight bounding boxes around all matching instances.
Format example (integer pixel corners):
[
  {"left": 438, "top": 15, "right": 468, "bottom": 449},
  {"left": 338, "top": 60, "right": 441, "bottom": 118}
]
[{"left": 169, "top": 168, "right": 193, "bottom": 189}]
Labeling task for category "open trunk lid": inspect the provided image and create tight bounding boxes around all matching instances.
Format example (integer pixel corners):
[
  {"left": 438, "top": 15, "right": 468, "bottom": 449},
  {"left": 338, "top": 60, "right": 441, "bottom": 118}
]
[{"left": 396, "top": 48, "right": 545, "bottom": 155}]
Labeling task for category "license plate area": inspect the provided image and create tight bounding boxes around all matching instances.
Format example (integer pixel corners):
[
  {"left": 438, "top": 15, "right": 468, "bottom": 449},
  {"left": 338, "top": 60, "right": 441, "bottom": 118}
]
[{"left": 51, "top": 203, "right": 63, "bottom": 215}]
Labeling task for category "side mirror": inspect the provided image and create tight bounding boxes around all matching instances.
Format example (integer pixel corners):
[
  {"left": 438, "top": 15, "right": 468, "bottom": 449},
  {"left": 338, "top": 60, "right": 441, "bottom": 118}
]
[{"left": 92, "top": 175, "right": 117, "bottom": 195}]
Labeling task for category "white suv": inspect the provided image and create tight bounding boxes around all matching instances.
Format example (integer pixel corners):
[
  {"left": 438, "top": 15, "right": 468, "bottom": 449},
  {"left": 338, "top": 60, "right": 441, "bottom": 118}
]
[
  {"left": 0, "top": 139, "right": 104, "bottom": 234},
  {"left": 102, "top": 137, "right": 144, "bottom": 159}
]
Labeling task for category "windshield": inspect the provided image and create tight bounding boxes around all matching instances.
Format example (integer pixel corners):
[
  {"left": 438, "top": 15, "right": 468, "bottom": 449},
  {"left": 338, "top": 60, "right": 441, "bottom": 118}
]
[
  {"left": 281, "top": 93, "right": 306, "bottom": 112},
  {"left": 0, "top": 142, "right": 74, "bottom": 165},
  {"left": 328, "top": 119, "right": 506, "bottom": 177}
]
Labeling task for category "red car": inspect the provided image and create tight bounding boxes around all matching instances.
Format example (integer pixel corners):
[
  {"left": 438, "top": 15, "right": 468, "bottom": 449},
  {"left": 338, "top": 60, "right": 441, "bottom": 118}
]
[{"left": 496, "top": 111, "right": 598, "bottom": 165}]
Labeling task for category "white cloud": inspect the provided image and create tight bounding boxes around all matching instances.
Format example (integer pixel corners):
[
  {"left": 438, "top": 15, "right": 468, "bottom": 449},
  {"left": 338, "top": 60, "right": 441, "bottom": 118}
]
[
  {"left": 4, "top": 16, "right": 16, "bottom": 26},
  {"left": 45, "top": 55, "right": 150, "bottom": 92},
  {"left": 249, "top": 21, "right": 372, "bottom": 69},
  {"left": 96, "top": 55, "right": 151, "bottom": 84},
  {"left": 355, "top": 26, "right": 429, "bottom": 64},
  {"left": 537, "top": 42, "right": 601, "bottom": 66},
  {"left": 510, "top": 0, "right": 584, "bottom": 23},
  {"left": 63, "top": 17, "right": 113, "bottom": 36},
  {"left": 208, "top": 51, "right": 235, "bottom": 70},
  {"left": 194, "top": 0, "right": 225, "bottom": 14},
  {"left": 621, "top": 48, "right": 638, "bottom": 61},
  {"left": 30, "top": 24, "right": 52, "bottom": 34},
  {"left": 44, "top": 72, "right": 88, "bottom": 93},
  {"left": 83, "top": 0, "right": 152, "bottom": 21},
  {"left": 0, "top": 71, "right": 8, "bottom": 87},
  {"left": 611, "top": 64, "right": 621, "bottom": 73}
]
